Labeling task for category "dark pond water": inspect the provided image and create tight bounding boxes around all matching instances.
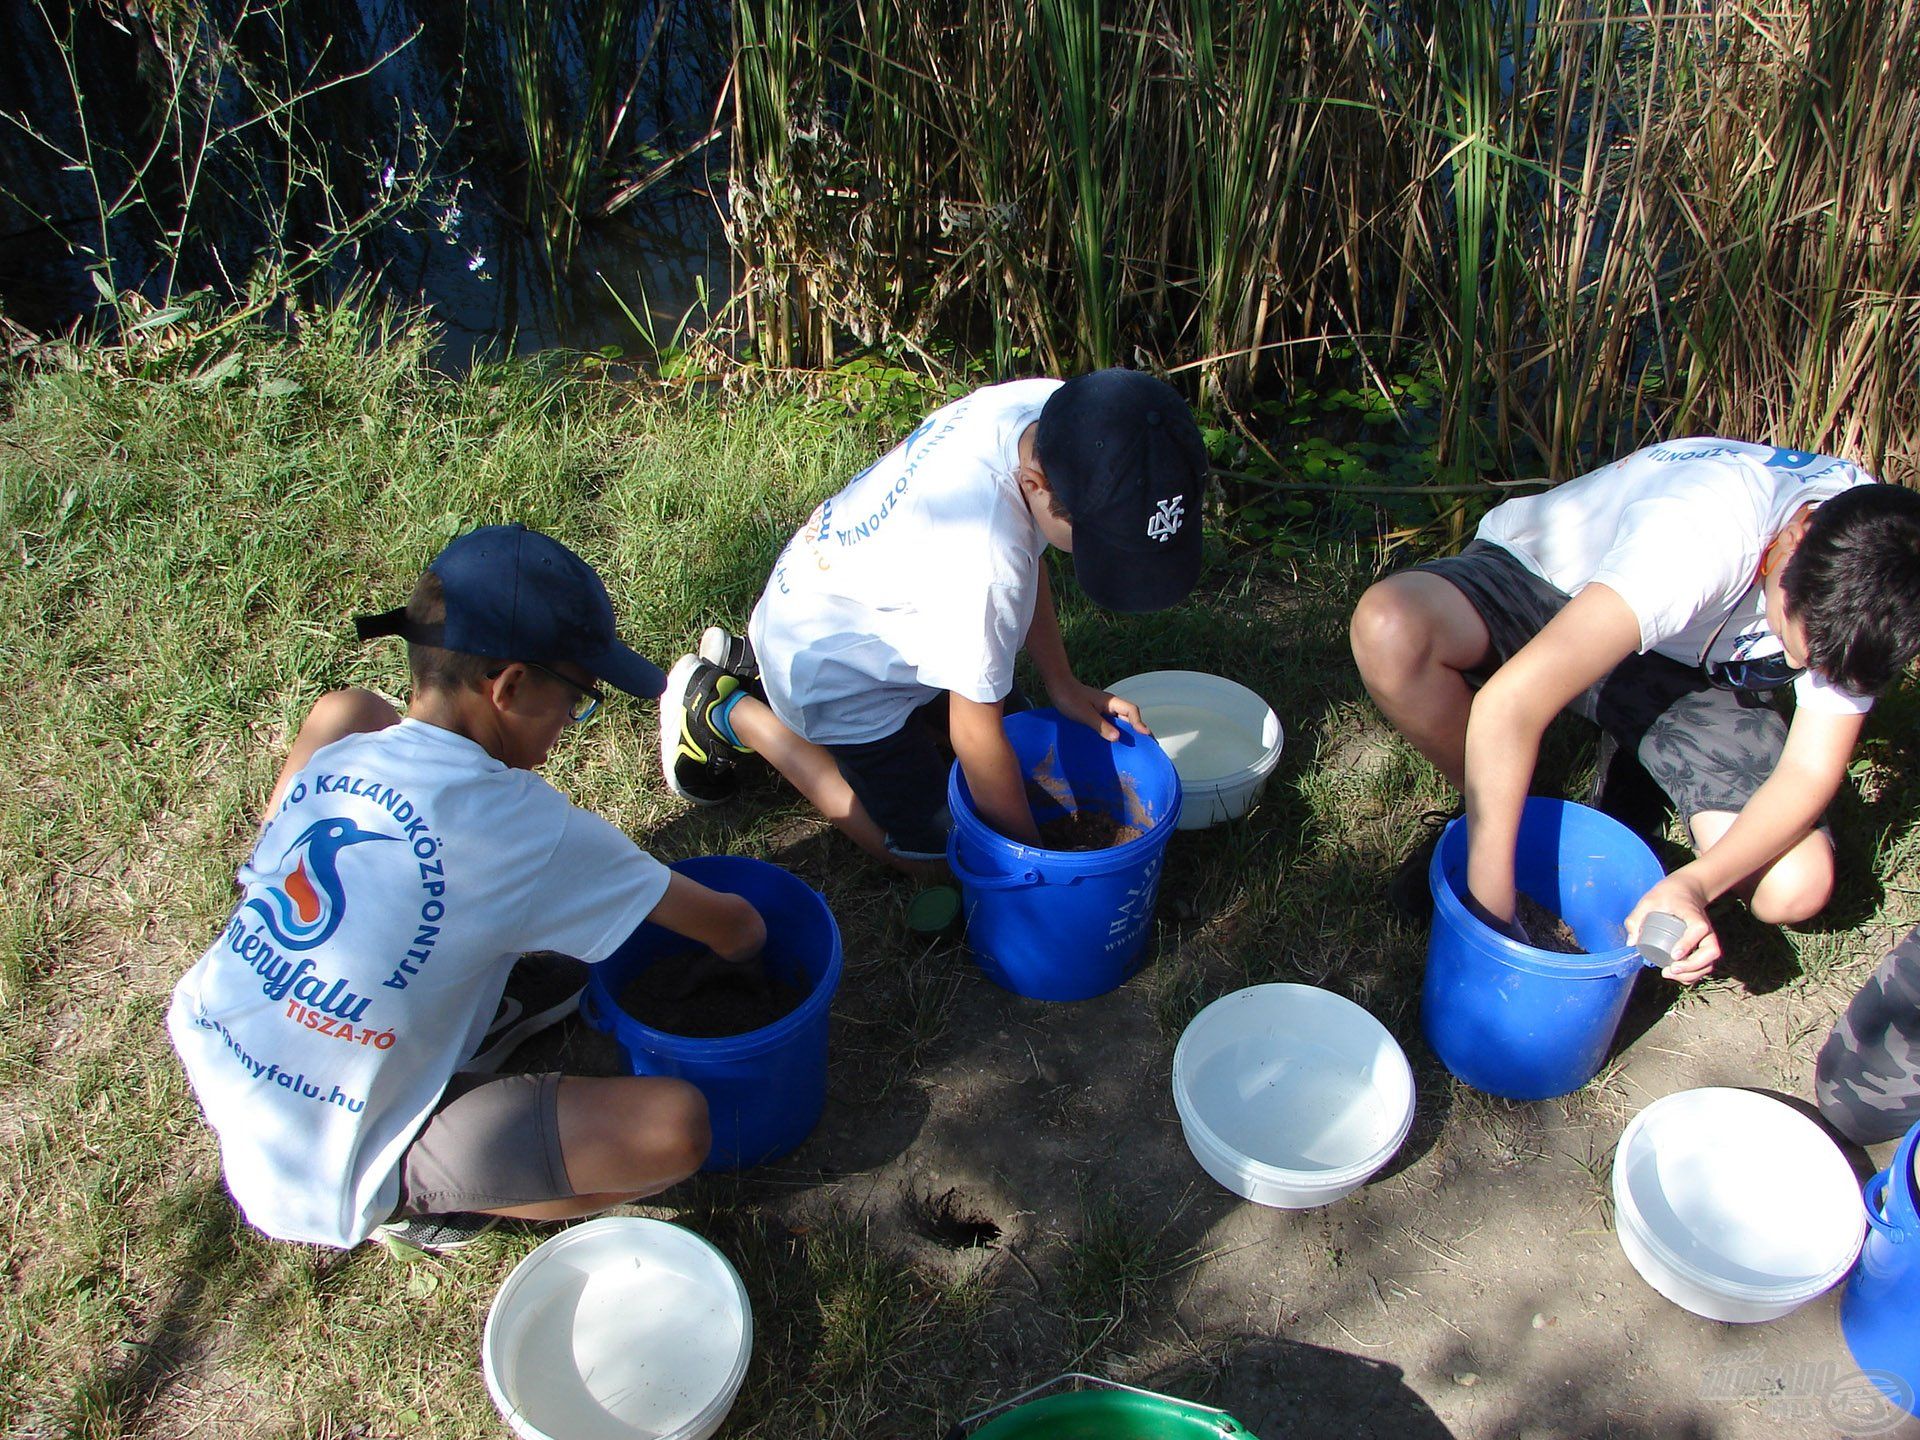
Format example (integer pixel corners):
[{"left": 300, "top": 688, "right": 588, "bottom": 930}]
[{"left": 0, "top": 0, "right": 731, "bottom": 366}]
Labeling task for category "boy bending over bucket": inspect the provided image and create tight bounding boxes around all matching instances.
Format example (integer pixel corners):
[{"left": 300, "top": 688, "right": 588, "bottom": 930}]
[
  {"left": 168, "top": 525, "right": 766, "bottom": 1252},
  {"left": 661, "top": 369, "right": 1210, "bottom": 871},
  {"left": 1350, "top": 438, "right": 1920, "bottom": 981}
]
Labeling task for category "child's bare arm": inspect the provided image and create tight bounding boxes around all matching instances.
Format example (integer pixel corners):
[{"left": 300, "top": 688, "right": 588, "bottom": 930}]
[
  {"left": 1629, "top": 705, "right": 1863, "bottom": 981},
  {"left": 1463, "top": 584, "right": 1640, "bottom": 925},
  {"left": 950, "top": 693, "right": 1042, "bottom": 845},
  {"left": 645, "top": 873, "right": 767, "bottom": 963},
  {"left": 1023, "top": 565, "right": 1145, "bottom": 740}
]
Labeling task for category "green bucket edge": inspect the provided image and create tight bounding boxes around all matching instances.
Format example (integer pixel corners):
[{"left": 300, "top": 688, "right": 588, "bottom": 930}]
[{"left": 966, "top": 1389, "right": 1253, "bottom": 1440}]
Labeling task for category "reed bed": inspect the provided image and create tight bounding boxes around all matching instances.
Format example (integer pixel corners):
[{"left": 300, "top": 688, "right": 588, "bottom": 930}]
[{"left": 729, "top": 0, "right": 1920, "bottom": 481}]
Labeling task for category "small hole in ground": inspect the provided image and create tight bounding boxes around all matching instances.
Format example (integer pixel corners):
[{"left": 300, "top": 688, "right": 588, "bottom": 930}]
[{"left": 904, "top": 1186, "right": 1001, "bottom": 1249}]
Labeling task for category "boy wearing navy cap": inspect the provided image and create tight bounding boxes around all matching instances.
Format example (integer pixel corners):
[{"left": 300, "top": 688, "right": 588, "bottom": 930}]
[
  {"left": 168, "top": 525, "right": 766, "bottom": 1252},
  {"left": 663, "top": 370, "right": 1209, "bottom": 868}
]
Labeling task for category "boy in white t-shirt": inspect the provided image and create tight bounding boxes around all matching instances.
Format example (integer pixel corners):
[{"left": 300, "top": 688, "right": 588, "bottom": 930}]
[
  {"left": 1350, "top": 439, "right": 1920, "bottom": 979},
  {"left": 658, "top": 370, "right": 1210, "bottom": 870},
  {"left": 168, "top": 525, "right": 766, "bottom": 1251}
]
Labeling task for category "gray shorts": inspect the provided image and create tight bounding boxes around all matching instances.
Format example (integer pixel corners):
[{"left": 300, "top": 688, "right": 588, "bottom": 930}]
[
  {"left": 1416, "top": 541, "right": 1794, "bottom": 823},
  {"left": 393, "top": 1071, "right": 573, "bottom": 1217}
]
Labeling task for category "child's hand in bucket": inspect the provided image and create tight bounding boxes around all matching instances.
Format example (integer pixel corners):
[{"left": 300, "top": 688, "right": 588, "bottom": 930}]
[{"left": 657, "top": 950, "right": 773, "bottom": 1003}]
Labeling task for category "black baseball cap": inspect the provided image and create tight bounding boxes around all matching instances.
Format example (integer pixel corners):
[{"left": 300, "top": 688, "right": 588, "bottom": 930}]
[
  {"left": 354, "top": 524, "right": 667, "bottom": 699},
  {"left": 1035, "top": 369, "right": 1209, "bottom": 613}
]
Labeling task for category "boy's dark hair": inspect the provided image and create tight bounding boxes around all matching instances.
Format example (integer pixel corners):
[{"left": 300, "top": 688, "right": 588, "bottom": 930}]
[
  {"left": 405, "top": 571, "right": 494, "bottom": 693},
  {"left": 1782, "top": 484, "right": 1920, "bottom": 696}
]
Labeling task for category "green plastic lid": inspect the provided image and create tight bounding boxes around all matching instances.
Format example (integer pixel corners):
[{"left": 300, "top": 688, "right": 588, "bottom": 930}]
[
  {"left": 907, "top": 885, "right": 962, "bottom": 934},
  {"left": 966, "top": 1390, "right": 1251, "bottom": 1439}
]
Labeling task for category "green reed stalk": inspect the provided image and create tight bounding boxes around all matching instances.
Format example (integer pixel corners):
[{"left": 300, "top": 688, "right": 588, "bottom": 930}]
[{"left": 1032, "top": 0, "right": 1113, "bottom": 369}]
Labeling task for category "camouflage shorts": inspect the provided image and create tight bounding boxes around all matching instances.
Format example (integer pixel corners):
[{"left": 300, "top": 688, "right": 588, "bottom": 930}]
[
  {"left": 1417, "top": 541, "right": 1798, "bottom": 823},
  {"left": 1816, "top": 928, "right": 1920, "bottom": 1145}
]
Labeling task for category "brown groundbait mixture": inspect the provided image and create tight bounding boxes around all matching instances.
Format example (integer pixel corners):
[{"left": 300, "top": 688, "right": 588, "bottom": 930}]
[
  {"left": 1514, "top": 892, "right": 1584, "bottom": 954},
  {"left": 619, "top": 953, "right": 805, "bottom": 1038},
  {"left": 1026, "top": 783, "right": 1147, "bottom": 851}
]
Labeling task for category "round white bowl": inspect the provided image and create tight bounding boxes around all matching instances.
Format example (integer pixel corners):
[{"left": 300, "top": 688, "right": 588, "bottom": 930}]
[
  {"left": 483, "top": 1217, "right": 752, "bottom": 1440},
  {"left": 1107, "top": 671, "right": 1283, "bottom": 829},
  {"left": 1611, "top": 1088, "right": 1865, "bottom": 1324},
  {"left": 1172, "top": 983, "right": 1415, "bottom": 1208}
]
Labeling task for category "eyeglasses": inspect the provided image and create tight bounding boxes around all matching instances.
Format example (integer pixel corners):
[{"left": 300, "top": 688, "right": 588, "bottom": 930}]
[
  {"left": 1703, "top": 653, "right": 1803, "bottom": 693},
  {"left": 1695, "top": 580, "right": 1804, "bottom": 694},
  {"left": 488, "top": 661, "right": 603, "bottom": 723}
]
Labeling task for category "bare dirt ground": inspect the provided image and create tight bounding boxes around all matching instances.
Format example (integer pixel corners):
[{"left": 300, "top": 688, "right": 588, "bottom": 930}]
[{"left": 519, "top": 561, "right": 1920, "bottom": 1440}]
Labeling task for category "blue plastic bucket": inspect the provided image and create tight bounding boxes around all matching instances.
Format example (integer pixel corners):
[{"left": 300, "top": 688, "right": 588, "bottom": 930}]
[
  {"left": 1421, "top": 797, "right": 1666, "bottom": 1100},
  {"left": 580, "top": 855, "right": 842, "bottom": 1170},
  {"left": 947, "top": 709, "right": 1181, "bottom": 1002},
  {"left": 1841, "top": 1119, "right": 1920, "bottom": 1418}
]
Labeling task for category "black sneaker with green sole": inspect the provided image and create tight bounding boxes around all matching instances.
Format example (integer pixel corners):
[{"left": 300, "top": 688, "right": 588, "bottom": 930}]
[{"left": 660, "top": 655, "right": 753, "bottom": 806}]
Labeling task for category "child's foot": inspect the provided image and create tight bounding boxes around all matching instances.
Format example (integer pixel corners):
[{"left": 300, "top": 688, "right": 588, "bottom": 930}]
[
  {"left": 661, "top": 656, "right": 753, "bottom": 806},
  {"left": 698, "top": 624, "right": 760, "bottom": 684},
  {"left": 1588, "top": 732, "right": 1672, "bottom": 844},
  {"left": 466, "top": 952, "right": 588, "bottom": 1073}
]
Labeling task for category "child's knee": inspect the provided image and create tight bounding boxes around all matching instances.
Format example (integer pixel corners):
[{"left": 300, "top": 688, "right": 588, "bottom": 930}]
[
  {"left": 1350, "top": 580, "right": 1430, "bottom": 678},
  {"left": 646, "top": 1079, "right": 711, "bottom": 1178},
  {"left": 304, "top": 687, "right": 400, "bottom": 740},
  {"left": 1748, "top": 840, "right": 1834, "bottom": 926}
]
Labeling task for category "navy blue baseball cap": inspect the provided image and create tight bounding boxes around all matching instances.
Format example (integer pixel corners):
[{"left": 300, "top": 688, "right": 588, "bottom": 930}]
[
  {"left": 355, "top": 524, "right": 667, "bottom": 699},
  {"left": 1035, "top": 369, "right": 1208, "bottom": 613}
]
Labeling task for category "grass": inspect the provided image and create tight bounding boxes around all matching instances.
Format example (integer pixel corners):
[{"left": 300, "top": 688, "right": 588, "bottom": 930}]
[{"left": 5, "top": 309, "right": 1920, "bottom": 1436}]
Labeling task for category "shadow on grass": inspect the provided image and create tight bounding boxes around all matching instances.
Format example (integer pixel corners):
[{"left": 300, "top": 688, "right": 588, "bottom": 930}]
[
  {"left": 57, "top": 1176, "right": 260, "bottom": 1435},
  {"left": 1708, "top": 904, "right": 1805, "bottom": 996}
]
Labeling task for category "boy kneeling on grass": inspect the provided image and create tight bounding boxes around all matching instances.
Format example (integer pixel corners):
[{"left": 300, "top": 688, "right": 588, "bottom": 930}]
[
  {"left": 1349, "top": 438, "right": 1920, "bottom": 982},
  {"left": 658, "top": 369, "right": 1210, "bottom": 870},
  {"left": 167, "top": 525, "right": 766, "bottom": 1253}
]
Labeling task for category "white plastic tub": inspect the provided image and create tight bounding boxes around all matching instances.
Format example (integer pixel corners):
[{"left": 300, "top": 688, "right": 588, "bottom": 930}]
[
  {"left": 1171, "top": 983, "right": 1414, "bottom": 1208},
  {"left": 1107, "top": 671, "right": 1283, "bottom": 829},
  {"left": 483, "top": 1217, "right": 752, "bottom": 1440},
  {"left": 1612, "top": 1088, "right": 1865, "bottom": 1324}
]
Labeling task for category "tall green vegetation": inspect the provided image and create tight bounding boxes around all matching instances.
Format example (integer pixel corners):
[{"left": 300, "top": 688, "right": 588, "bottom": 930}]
[{"left": 729, "top": 0, "right": 1920, "bottom": 480}]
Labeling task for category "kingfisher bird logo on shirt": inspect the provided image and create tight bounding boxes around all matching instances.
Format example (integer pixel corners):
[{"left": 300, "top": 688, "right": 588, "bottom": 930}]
[{"left": 245, "top": 817, "right": 401, "bottom": 950}]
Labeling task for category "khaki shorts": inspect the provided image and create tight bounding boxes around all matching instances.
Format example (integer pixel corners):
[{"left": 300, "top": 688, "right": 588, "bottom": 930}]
[{"left": 392, "top": 1071, "right": 574, "bottom": 1218}]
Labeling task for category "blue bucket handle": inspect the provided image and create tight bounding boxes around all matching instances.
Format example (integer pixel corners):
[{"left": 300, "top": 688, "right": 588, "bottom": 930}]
[
  {"left": 1864, "top": 1170, "right": 1906, "bottom": 1241},
  {"left": 579, "top": 984, "right": 609, "bottom": 1031},
  {"left": 948, "top": 848, "right": 1046, "bottom": 892}
]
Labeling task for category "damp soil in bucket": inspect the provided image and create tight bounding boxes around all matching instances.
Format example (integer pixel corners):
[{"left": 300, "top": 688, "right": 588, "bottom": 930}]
[
  {"left": 618, "top": 953, "right": 806, "bottom": 1038},
  {"left": 1026, "top": 783, "right": 1147, "bottom": 851},
  {"left": 1515, "top": 892, "right": 1584, "bottom": 955}
]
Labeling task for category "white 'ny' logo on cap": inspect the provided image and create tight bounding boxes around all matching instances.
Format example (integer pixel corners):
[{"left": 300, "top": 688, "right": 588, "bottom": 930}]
[{"left": 1146, "top": 496, "right": 1185, "bottom": 543}]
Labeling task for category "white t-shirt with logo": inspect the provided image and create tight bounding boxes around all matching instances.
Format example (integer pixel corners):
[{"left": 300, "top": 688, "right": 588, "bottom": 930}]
[
  {"left": 749, "top": 379, "right": 1059, "bottom": 745},
  {"left": 166, "top": 719, "right": 669, "bottom": 1248},
  {"left": 1477, "top": 437, "right": 1876, "bottom": 715}
]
